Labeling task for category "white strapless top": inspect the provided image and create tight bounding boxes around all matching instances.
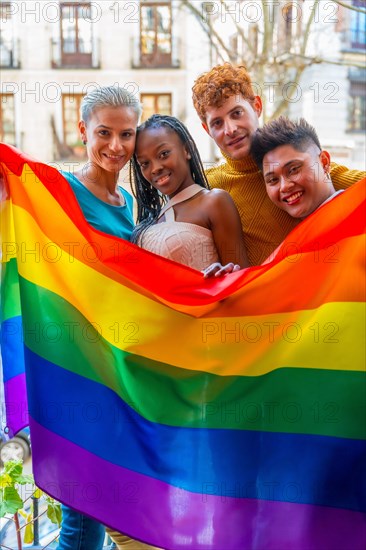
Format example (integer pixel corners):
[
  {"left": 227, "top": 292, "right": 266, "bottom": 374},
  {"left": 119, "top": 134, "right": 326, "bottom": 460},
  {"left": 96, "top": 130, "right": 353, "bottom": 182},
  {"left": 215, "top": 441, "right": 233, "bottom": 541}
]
[{"left": 139, "top": 185, "right": 219, "bottom": 271}]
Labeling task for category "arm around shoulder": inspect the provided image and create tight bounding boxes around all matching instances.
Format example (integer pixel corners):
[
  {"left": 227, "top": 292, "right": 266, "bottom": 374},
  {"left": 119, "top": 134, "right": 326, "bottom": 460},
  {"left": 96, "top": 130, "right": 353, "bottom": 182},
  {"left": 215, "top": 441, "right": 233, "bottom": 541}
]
[{"left": 330, "top": 162, "right": 366, "bottom": 191}]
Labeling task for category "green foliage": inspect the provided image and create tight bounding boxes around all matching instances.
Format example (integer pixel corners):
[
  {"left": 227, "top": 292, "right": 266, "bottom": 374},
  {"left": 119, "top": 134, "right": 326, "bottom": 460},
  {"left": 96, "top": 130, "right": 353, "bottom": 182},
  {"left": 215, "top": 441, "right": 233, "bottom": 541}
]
[
  {"left": 1, "top": 485, "right": 24, "bottom": 516},
  {"left": 0, "top": 459, "right": 62, "bottom": 548},
  {"left": 0, "top": 460, "right": 31, "bottom": 517},
  {"left": 45, "top": 495, "right": 62, "bottom": 527}
]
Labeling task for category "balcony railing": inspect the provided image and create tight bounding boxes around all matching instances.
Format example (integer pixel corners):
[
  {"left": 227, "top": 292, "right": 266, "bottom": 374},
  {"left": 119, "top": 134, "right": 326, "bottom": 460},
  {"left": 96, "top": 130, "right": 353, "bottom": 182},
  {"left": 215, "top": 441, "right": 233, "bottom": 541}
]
[
  {"left": 130, "top": 36, "right": 180, "bottom": 69},
  {"left": 51, "top": 37, "right": 100, "bottom": 69},
  {"left": 0, "top": 38, "right": 20, "bottom": 68}
]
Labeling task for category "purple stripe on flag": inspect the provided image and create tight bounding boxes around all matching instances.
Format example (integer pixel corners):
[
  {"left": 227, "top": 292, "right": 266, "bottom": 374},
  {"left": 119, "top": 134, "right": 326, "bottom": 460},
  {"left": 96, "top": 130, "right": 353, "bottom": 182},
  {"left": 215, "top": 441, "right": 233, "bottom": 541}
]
[
  {"left": 4, "top": 373, "right": 28, "bottom": 436},
  {"left": 30, "top": 419, "right": 366, "bottom": 550}
]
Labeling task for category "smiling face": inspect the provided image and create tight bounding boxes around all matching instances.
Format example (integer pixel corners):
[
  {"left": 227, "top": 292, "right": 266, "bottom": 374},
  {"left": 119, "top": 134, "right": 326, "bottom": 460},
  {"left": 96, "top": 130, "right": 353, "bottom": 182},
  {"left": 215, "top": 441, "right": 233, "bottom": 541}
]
[
  {"left": 135, "top": 126, "right": 194, "bottom": 198},
  {"left": 203, "top": 94, "right": 262, "bottom": 160},
  {"left": 79, "top": 105, "right": 138, "bottom": 175},
  {"left": 263, "top": 143, "right": 334, "bottom": 218}
]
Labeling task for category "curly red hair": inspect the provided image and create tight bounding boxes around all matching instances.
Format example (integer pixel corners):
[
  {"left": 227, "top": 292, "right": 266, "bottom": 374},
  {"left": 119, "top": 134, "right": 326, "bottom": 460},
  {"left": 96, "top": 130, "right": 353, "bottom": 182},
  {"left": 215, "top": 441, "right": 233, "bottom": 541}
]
[{"left": 192, "top": 63, "right": 256, "bottom": 122}]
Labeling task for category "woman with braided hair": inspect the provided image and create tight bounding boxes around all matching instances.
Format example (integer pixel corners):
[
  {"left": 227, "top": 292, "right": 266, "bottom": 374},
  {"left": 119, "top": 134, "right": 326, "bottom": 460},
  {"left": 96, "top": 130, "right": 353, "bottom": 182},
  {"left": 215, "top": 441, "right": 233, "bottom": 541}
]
[{"left": 131, "top": 115, "right": 248, "bottom": 276}]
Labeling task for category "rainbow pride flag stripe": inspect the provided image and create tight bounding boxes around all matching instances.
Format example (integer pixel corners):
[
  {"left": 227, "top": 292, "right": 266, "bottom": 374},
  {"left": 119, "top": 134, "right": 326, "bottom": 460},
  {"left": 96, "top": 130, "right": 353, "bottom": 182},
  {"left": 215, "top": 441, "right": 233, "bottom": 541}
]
[{"left": 1, "top": 143, "right": 365, "bottom": 549}]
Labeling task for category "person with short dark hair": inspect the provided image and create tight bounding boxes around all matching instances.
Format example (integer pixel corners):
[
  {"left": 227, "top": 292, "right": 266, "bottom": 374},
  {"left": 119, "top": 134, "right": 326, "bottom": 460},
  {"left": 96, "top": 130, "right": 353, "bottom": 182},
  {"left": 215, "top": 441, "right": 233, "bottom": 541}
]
[{"left": 250, "top": 116, "right": 338, "bottom": 219}]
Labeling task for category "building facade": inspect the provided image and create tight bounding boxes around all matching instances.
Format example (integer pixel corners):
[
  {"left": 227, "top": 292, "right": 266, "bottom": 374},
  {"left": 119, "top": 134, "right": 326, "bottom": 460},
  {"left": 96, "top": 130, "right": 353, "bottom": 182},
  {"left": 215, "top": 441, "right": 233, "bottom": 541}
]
[
  {"left": 0, "top": 0, "right": 214, "bottom": 165},
  {"left": 1, "top": 0, "right": 365, "bottom": 168}
]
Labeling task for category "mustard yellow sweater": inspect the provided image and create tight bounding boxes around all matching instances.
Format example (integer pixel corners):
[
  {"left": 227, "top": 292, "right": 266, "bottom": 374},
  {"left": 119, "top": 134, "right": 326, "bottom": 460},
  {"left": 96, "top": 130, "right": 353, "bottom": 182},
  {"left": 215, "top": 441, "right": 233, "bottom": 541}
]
[{"left": 206, "top": 155, "right": 365, "bottom": 265}]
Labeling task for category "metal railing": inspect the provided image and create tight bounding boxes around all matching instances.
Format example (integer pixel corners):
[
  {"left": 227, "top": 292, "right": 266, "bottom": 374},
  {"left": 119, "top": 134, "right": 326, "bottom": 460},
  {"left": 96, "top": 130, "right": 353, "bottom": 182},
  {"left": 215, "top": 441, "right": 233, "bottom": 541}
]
[
  {"left": 130, "top": 36, "right": 181, "bottom": 69},
  {"left": 51, "top": 37, "right": 100, "bottom": 69}
]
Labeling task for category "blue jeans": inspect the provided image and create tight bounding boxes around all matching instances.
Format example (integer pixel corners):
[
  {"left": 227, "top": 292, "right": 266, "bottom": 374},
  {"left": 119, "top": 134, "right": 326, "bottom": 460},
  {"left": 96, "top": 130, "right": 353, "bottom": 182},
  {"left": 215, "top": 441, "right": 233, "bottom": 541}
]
[{"left": 58, "top": 505, "right": 105, "bottom": 550}]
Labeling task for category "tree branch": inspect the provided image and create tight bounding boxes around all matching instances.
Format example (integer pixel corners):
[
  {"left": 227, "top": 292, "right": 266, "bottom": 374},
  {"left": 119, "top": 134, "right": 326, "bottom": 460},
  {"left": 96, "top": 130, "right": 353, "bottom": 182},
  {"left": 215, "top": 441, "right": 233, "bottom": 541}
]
[
  {"left": 288, "top": 52, "right": 366, "bottom": 69},
  {"left": 301, "top": 0, "right": 321, "bottom": 56},
  {"left": 271, "top": 0, "right": 321, "bottom": 121},
  {"left": 180, "top": 1, "right": 236, "bottom": 62},
  {"left": 218, "top": 0, "right": 256, "bottom": 56},
  {"left": 181, "top": 0, "right": 365, "bottom": 122},
  {"left": 332, "top": 0, "right": 366, "bottom": 14}
]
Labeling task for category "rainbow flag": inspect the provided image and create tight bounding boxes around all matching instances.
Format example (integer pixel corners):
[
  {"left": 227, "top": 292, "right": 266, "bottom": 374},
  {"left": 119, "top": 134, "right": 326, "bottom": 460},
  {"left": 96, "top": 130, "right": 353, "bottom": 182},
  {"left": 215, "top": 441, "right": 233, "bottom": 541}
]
[{"left": 1, "top": 143, "right": 365, "bottom": 549}]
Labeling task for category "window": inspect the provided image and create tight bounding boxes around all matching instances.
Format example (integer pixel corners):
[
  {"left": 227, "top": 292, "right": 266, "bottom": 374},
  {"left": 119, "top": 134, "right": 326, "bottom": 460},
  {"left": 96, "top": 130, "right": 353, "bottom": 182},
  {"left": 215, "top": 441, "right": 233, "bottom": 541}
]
[
  {"left": 140, "top": 93, "right": 172, "bottom": 122},
  {"left": 140, "top": 2, "right": 172, "bottom": 67},
  {"left": 58, "top": 2, "right": 93, "bottom": 67},
  {"left": 62, "top": 94, "right": 86, "bottom": 157},
  {"left": 0, "top": 2, "right": 18, "bottom": 68},
  {"left": 350, "top": 1, "right": 366, "bottom": 49},
  {"left": 348, "top": 95, "right": 366, "bottom": 131},
  {"left": 348, "top": 75, "right": 366, "bottom": 131},
  {"left": 0, "top": 94, "right": 16, "bottom": 145}
]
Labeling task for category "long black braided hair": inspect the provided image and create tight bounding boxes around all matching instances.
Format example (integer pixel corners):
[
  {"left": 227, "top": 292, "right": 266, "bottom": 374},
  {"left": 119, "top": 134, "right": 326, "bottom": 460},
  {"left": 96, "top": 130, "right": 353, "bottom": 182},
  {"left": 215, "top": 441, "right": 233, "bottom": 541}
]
[{"left": 130, "top": 114, "right": 210, "bottom": 245}]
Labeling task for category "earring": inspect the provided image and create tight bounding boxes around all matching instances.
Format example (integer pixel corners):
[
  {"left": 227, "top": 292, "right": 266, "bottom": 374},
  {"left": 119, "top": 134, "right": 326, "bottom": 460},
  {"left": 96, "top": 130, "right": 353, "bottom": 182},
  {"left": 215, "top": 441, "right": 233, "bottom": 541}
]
[{"left": 82, "top": 139, "right": 87, "bottom": 145}]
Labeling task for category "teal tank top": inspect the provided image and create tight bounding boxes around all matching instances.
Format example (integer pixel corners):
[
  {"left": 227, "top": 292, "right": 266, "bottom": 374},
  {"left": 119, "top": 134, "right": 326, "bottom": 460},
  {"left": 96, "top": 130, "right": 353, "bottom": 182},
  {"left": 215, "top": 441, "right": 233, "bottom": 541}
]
[{"left": 61, "top": 170, "right": 134, "bottom": 240}]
